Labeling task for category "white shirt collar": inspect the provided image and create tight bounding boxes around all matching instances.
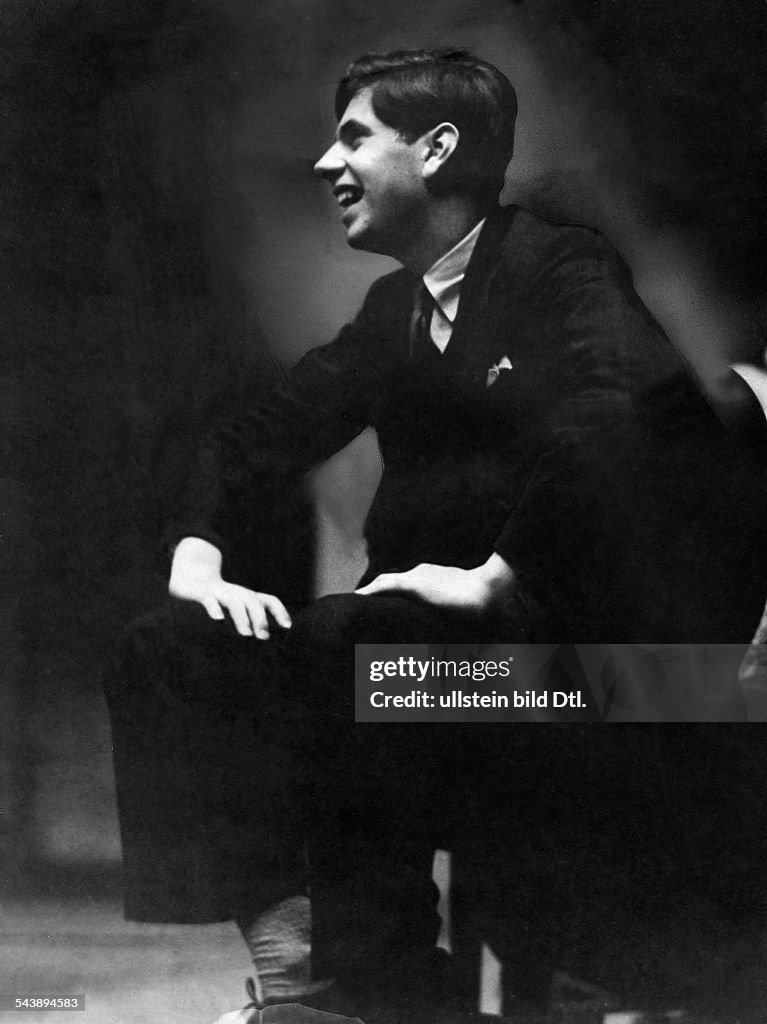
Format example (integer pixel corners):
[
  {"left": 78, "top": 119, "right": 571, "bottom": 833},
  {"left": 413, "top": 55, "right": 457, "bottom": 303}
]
[
  {"left": 732, "top": 361, "right": 767, "bottom": 418},
  {"left": 422, "top": 218, "right": 486, "bottom": 325}
]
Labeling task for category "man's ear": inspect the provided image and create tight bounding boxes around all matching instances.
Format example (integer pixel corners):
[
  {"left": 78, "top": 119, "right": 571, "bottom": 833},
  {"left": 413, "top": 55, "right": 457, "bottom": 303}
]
[{"left": 421, "top": 122, "right": 459, "bottom": 184}]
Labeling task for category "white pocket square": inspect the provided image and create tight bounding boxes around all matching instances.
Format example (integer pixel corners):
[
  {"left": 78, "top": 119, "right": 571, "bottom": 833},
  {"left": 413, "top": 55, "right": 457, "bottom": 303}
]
[{"left": 486, "top": 355, "right": 513, "bottom": 387}]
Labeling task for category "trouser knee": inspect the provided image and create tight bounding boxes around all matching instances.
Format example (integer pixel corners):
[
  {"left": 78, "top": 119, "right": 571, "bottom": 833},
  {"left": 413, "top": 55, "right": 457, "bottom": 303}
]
[
  {"left": 288, "top": 592, "right": 442, "bottom": 657},
  {"left": 104, "top": 596, "right": 282, "bottom": 714}
]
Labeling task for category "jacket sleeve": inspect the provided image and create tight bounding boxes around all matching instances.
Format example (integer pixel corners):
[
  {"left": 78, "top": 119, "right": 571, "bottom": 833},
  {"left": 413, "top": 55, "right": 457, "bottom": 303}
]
[
  {"left": 491, "top": 226, "right": 765, "bottom": 638},
  {"left": 170, "top": 274, "right": 403, "bottom": 573}
]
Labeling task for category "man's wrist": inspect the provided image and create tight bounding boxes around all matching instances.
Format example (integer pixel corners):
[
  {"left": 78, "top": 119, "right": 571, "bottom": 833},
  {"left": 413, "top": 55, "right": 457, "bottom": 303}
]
[
  {"left": 475, "top": 552, "right": 515, "bottom": 604},
  {"left": 170, "top": 537, "right": 224, "bottom": 592}
]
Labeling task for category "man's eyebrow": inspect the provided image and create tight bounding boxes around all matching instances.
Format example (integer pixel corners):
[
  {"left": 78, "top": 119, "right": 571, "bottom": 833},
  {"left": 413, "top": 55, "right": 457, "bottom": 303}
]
[{"left": 336, "top": 119, "right": 371, "bottom": 145}]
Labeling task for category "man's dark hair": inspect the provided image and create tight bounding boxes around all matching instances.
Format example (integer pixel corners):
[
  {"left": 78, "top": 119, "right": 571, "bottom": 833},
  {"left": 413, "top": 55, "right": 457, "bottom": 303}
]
[{"left": 335, "top": 48, "right": 517, "bottom": 208}]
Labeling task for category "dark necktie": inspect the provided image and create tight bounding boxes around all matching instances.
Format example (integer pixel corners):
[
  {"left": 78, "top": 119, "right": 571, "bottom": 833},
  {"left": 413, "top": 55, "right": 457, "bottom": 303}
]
[{"left": 409, "top": 282, "right": 436, "bottom": 359}]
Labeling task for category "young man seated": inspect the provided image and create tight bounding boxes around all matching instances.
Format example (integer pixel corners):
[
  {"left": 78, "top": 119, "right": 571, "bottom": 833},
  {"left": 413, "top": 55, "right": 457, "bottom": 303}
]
[{"left": 105, "top": 48, "right": 767, "bottom": 1024}]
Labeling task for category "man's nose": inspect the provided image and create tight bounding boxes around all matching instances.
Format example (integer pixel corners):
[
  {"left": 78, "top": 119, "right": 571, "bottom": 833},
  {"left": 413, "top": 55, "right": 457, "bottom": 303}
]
[{"left": 314, "top": 142, "right": 344, "bottom": 180}]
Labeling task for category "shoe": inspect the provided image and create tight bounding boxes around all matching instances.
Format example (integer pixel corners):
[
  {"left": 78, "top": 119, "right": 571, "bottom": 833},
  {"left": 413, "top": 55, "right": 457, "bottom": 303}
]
[
  {"left": 212, "top": 948, "right": 485, "bottom": 1024},
  {"left": 209, "top": 978, "right": 365, "bottom": 1024}
]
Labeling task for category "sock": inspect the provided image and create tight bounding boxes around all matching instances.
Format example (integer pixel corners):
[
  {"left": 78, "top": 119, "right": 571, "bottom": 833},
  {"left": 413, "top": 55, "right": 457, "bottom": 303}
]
[{"left": 237, "top": 894, "right": 332, "bottom": 1005}]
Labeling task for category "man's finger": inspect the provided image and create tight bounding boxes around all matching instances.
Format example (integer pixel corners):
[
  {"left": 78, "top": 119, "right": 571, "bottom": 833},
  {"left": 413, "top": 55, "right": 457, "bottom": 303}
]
[
  {"left": 223, "top": 598, "right": 254, "bottom": 637},
  {"left": 202, "top": 596, "right": 226, "bottom": 621},
  {"left": 243, "top": 596, "right": 271, "bottom": 640},
  {"left": 261, "top": 594, "right": 292, "bottom": 630},
  {"left": 355, "top": 573, "right": 404, "bottom": 596}
]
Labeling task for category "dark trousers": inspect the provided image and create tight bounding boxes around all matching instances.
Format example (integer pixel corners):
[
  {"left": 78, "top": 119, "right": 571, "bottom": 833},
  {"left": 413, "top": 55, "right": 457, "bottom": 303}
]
[
  {"left": 104, "top": 591, "right": 477, "bottom": 987},
  {"left": 104, "top": 593, "right": 767, "bottom": 998}
]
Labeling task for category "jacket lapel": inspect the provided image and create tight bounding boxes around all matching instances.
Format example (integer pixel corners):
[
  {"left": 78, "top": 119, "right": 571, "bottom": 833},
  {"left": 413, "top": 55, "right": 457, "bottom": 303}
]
[{"left": 442, "top": 205, "right": 519, "bottom": 392}]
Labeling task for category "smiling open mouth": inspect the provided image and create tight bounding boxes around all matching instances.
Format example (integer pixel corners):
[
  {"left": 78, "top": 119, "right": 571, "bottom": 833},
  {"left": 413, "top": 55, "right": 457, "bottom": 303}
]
[{"left": 334, "top": 185, "right": 363, "bottom": 208}]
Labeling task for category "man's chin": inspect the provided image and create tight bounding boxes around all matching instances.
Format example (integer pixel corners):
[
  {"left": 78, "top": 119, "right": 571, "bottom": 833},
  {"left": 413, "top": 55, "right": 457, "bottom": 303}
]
[
  {"left": 342, "top": 219, "right": 386, "bottom": 256},
  {"left": 344, "top": 230, "right": 373, "bottom": 253}
]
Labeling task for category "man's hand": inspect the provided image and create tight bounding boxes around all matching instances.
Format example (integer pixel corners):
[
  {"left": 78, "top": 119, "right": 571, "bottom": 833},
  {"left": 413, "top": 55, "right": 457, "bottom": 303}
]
[
  {"left": 354, "top": 552, "right": 515, "bottom": 614},
  {"left": 169, "top": 536, "right": 291, "bottom": 639}
]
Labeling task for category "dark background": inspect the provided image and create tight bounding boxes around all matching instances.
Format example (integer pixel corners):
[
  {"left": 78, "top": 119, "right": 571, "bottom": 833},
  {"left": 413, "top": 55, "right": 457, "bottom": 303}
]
[{"left": 2, "top": 0, "right": 767, "bottom": 931}]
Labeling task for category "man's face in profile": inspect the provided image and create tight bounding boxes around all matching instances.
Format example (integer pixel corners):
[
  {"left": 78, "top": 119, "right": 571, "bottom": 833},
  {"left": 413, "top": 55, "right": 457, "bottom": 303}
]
[{"left": 314, "top": 87, "right": 428, "bottom": 259}]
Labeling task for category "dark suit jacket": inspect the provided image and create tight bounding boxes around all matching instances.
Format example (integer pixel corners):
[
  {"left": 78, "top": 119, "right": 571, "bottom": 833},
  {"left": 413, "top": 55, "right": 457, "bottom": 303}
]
[{"left": 178, "top": 205, "right": 767, "bottom": 642}]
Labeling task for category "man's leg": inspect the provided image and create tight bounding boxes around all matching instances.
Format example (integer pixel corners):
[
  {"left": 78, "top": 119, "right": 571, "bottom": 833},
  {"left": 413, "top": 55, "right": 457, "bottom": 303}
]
[
  {"left": 104, "top": 597, "right": 302, "bottom": 922},
  {"left": 284, "top": 593, "right": 461, "bottom": 1000},
  {"left": 104, "top": 598, "right": 327, "bottom": 1006}
]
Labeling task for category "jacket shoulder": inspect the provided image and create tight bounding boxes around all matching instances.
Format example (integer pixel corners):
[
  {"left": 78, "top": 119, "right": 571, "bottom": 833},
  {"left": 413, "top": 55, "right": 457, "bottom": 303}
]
[{"left": 494, "top": 204, "right": 626, "bottom": 278}]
